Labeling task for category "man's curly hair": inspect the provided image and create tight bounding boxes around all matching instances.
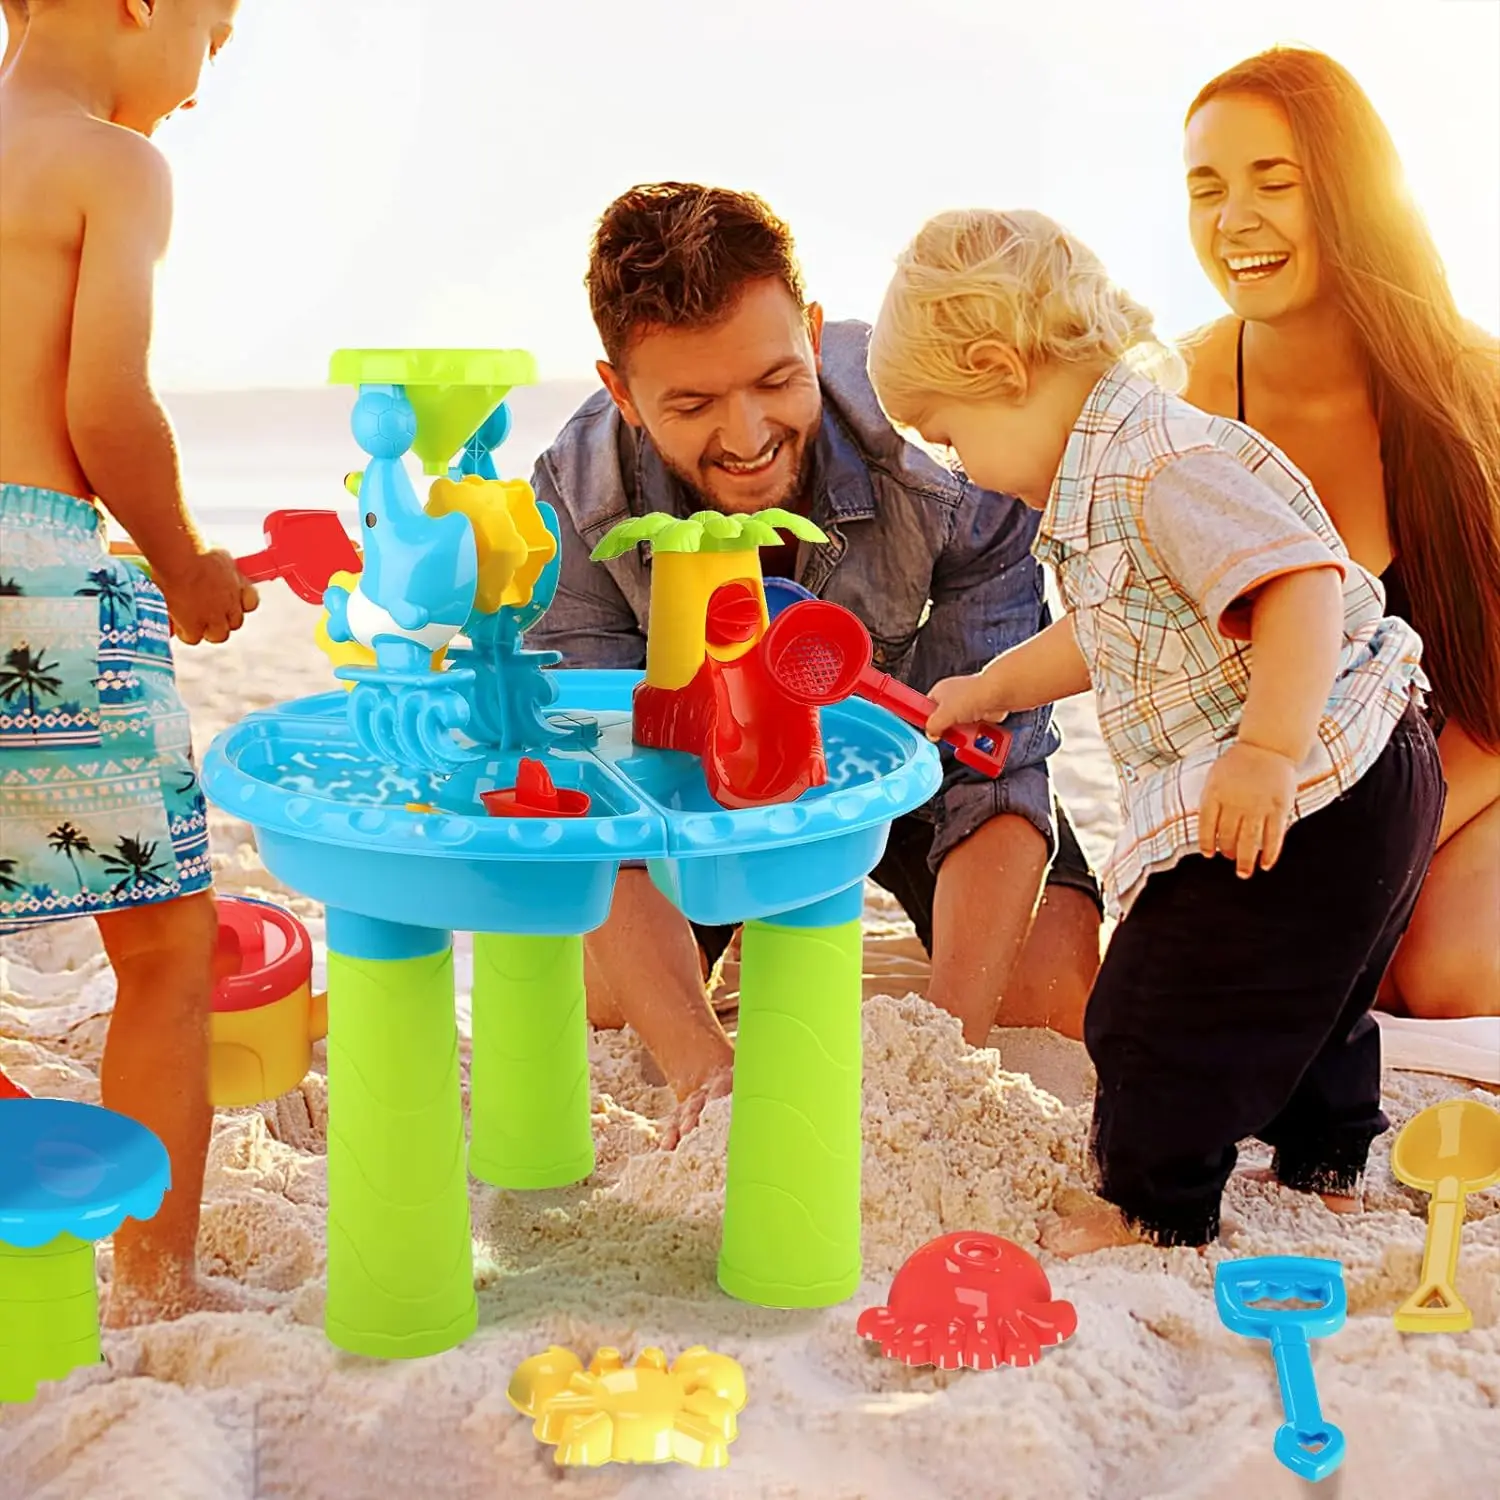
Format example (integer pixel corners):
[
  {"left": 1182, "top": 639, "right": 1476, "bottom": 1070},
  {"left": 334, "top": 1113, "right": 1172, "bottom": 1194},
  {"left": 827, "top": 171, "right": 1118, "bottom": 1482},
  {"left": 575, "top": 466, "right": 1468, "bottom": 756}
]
[{"left": 586, "top": 183, "right": 806, "bottom": 367}]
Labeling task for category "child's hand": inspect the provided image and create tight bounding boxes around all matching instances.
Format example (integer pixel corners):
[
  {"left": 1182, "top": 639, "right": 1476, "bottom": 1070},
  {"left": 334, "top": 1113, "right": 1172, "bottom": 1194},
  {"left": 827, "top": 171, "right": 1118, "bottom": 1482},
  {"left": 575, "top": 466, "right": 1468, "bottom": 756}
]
[
  {"left": 156, "top": 549, "right": 259, "bottom": 646},
  {"left": 926, "top": 665, "right": 1010, "bottom": 740},
  {"left": 1199, "top": 741, "right": 1298, "bottom": 877}
]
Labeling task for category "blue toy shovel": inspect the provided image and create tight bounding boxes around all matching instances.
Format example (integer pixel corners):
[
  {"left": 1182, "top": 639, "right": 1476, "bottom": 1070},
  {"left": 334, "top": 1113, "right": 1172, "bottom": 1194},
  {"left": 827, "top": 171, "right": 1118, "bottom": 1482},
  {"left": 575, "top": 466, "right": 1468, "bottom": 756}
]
[{"left": 1215, "top": 1256, "right": 1347, "bottom": 1484}]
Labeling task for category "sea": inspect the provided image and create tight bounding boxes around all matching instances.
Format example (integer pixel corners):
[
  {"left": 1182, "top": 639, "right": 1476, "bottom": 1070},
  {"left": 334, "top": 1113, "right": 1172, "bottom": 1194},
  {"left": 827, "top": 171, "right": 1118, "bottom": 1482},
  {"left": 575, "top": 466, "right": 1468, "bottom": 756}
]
[{"left": 162, "top": 379, "right": 600, "bottom": 556}]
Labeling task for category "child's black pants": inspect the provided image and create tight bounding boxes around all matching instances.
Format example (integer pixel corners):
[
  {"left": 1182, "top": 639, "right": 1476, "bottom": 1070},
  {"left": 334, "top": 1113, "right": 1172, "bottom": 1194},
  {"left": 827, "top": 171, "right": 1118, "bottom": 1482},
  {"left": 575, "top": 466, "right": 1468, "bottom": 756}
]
[{"left": 1084, "top": 703, "right": 1444, "bottom": 1246}]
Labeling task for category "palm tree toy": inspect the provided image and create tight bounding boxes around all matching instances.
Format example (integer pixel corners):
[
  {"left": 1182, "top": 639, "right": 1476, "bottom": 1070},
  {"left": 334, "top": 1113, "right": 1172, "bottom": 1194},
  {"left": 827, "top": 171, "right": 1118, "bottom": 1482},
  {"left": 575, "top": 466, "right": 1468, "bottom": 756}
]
[{"left": 591, "top": 508, "right": 825, "bottom": 692}]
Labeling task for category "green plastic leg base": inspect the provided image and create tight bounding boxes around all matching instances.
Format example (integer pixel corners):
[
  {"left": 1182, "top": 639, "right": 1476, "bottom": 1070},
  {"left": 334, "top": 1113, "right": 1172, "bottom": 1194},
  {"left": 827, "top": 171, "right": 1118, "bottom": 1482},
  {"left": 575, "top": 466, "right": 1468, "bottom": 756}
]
[
  {"left": 0, "top": 1234, "right": 101, "bottom": 1402},
  {"left": 468, "top": 933, "right": 594, "bottom": 1190},
  {"left": 717, "top": 917, "right": 864, "bottom": 1309},
  {"left": 324, "top": 942, "right": 477, "bottom": 1359},
  {"left": 323, "top": 1303, "right": 477, "bottom": 1363},
  {"left": 715, "top": 1258, "right": 863, "bottom": 1311}
]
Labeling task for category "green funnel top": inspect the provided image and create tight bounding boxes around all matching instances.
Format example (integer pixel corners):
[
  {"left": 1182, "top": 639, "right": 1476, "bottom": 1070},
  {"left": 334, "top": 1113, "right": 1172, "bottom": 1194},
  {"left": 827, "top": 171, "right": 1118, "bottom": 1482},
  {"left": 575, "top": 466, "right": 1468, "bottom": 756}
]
[{"left": 329, "top": 349, "right": 539, "bottom": 476}]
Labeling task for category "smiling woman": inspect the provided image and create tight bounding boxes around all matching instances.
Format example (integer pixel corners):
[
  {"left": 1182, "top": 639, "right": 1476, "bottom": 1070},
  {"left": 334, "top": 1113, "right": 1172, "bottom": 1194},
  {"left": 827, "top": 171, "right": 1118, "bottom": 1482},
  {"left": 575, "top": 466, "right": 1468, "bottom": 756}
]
[{"left": 1178, "top": 47, "right": 1500, "bottom": 1021}]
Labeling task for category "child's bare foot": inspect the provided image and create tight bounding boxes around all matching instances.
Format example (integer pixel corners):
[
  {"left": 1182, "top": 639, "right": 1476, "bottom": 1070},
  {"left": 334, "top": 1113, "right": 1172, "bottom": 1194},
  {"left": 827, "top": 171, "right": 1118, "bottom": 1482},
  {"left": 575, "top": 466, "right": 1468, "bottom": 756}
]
[
  {"left": 1040, "top": 1203, "right": 1149, "bottom": 1258},
  {"left": 1238, "top": 1166, "right": 1361, "bottom": 1215},
  {"left": 103, "top": 1266, "right": 272, "bottom": 1328}
]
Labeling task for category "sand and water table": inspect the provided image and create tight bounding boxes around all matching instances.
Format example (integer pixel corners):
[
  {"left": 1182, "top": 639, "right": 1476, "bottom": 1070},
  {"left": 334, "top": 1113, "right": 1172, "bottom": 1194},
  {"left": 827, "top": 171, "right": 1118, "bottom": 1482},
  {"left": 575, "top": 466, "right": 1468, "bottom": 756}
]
[{"left": 201, "top": 350, "right": 942, "bottom": 1360}]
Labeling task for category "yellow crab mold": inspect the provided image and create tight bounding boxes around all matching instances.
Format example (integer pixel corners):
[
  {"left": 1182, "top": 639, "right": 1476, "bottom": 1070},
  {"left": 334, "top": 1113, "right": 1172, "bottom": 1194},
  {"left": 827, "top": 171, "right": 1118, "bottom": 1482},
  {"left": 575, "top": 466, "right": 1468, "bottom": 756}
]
[{"left": 507, "top": 1344, "right": 748, "bottom": 1468}]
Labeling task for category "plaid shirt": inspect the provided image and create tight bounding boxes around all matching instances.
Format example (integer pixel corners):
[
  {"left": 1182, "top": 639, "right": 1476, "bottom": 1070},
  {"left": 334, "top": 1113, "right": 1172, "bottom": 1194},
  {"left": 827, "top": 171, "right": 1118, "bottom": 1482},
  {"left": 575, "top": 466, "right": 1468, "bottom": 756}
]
[{"left": 1035, "top": 365, "right": 1425, "bottom": 917}]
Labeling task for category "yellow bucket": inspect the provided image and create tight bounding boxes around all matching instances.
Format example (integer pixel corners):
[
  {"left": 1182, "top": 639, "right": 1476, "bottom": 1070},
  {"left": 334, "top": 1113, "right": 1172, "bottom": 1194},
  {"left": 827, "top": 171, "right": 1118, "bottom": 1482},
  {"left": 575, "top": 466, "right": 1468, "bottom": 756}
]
[{"left": 210, "top": 897, "right": 327, "bottom": 1108}]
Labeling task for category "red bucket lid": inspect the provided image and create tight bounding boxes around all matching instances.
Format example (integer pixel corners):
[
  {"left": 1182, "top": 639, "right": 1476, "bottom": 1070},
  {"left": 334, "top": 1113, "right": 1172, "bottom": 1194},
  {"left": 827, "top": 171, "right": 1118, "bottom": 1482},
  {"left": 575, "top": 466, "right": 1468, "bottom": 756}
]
[{"left": 212, "top": 896, "right": 313, "bottom": 1014}]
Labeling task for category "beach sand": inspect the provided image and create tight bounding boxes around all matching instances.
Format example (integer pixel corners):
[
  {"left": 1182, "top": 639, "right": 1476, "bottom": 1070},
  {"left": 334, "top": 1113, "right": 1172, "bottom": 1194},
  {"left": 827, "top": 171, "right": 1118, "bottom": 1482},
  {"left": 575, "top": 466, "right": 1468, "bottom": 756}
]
[{"left": 2, "top": 589, "right": 1498, "bottom": 1499}]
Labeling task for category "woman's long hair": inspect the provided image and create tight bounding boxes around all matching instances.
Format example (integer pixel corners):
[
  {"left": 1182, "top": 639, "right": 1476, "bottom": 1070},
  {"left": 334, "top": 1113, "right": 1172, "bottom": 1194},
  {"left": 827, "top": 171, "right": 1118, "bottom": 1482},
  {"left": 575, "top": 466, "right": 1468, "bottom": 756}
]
[{"left": 1190, "top": 48, "right": 1500, "bottom": 749}]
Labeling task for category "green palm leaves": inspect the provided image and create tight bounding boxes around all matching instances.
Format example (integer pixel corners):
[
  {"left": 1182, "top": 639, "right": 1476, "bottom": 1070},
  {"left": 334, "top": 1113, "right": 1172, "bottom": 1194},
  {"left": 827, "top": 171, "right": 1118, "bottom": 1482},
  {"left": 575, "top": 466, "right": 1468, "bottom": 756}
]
[{"left": 590, "top": 508, "right": 827, "bottom": 562}]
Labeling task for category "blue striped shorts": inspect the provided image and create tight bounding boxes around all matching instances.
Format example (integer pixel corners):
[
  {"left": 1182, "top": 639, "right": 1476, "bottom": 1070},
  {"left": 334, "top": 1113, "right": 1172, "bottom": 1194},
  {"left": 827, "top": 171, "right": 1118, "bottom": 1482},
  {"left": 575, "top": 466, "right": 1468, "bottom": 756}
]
[{"left": 0, "top": 484, "right": 211, "bottom": 932}]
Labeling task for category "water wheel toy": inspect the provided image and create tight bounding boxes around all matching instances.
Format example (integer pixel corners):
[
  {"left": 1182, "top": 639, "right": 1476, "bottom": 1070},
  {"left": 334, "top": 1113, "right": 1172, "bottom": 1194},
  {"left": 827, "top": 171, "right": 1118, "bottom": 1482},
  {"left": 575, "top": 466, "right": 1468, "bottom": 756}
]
[
  {"left": 0, "top": 1099, "right": 169, "bottom": 1402},
  {"left": 1391, "top": 1098, "right": 1500, "bottom": 1333},
  {"left": 765, "top": 600, "right": 1012, "bottom": 777},
  {"left": 857, "top": 1232, "right": 1077, "bottom": 1369},
  {"left": 508, "top": 1345, "right": 747, "bottom": 1468},
  {"left": 480, "top": 757, "right": 591, "bottom": 818},
  {"left": 110, "top": 508, "right": 360, "bottom": 603},
  {"left": 210, "top": 895, "right": 325, "bottom": 1108},
  {"left": 1214, "top": 1255, "right": 1347, "bottom": 1483}
]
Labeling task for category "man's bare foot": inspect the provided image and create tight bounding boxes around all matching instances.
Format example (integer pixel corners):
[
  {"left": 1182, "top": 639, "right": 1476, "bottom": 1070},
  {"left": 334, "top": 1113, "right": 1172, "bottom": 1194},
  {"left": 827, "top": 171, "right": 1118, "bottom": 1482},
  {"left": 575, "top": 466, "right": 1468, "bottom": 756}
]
[
  {"left": 103, "top": 1268, "right": 272, "bottom": 1328},
  {"left": 659, "top": 1064, "right": 733, "bottom": 1151},
  {"left": 1040, "top": 1203, "right": 1149, "bottom": 1258},
  {"left": 1238, "top": 1166, "right": 1361, "bottom": 1215}
]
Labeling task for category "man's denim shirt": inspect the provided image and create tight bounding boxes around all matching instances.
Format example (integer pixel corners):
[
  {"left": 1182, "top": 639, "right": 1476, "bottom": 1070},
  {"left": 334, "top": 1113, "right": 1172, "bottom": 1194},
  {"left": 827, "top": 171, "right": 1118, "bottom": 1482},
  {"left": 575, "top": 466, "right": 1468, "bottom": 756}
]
[{"left": 529, "top": 319, "right": 1059, "bottom": 867}]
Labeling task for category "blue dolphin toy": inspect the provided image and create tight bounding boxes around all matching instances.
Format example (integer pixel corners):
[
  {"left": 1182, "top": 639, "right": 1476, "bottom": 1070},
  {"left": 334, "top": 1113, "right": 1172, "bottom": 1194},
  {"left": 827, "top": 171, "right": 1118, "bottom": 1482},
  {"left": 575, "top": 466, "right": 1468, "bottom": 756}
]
[{"left": 324, "top": 387, "right": 478, "bottom": 671}]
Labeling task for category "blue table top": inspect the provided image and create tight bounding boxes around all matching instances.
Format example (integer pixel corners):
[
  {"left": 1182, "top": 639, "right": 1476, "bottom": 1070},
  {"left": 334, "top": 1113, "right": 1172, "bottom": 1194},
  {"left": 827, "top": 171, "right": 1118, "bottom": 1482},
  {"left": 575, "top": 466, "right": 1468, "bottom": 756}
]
[
  {"left": 0, "top": 1099, "right": 170, "bottom": 1249},
  {"left": 202, "top": 676, "right": 942, "bottom": 864},
  {"left": 199, "top": 673, "right": 943, "bottom": 934}
]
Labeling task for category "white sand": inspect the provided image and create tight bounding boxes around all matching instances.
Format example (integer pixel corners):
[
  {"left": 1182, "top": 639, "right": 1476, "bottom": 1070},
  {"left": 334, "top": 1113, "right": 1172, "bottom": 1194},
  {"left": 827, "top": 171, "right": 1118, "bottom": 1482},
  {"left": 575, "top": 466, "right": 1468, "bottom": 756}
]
[{"left": 3, "top": 590, "right": 1498, "bottom": 1499}]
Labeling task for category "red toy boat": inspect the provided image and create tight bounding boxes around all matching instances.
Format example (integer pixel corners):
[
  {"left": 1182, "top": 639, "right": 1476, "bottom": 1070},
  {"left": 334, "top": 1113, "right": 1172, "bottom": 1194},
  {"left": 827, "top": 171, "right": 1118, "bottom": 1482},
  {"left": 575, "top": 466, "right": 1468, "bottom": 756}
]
[{"left": 481, "top": 758, "right": 592, "bottom": 818}]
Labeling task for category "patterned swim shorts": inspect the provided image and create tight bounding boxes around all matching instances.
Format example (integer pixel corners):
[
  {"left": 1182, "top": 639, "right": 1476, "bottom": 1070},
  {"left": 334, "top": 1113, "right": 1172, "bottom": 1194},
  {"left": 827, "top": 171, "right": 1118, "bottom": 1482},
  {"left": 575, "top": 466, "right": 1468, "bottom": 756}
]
[{"left": 0, "top": 484, "right": 212, "bottom": 932}]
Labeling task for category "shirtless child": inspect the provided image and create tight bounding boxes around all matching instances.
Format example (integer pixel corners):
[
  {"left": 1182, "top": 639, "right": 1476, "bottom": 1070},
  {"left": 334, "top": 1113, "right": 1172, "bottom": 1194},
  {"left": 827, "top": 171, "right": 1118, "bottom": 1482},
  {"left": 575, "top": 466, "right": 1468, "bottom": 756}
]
[{"left": 0, "top": 0, "right": 256, "bottom": 1324}]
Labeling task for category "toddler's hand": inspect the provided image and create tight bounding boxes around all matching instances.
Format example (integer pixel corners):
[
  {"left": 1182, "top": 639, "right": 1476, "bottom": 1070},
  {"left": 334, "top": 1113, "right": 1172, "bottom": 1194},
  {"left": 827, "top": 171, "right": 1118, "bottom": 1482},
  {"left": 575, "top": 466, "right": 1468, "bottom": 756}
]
[
  {"left": 156, "top": 548, "right": 259, "bottom": 646},
  {"left": 1199, "top": 741, "right": 1298, "bottom": 877},
  {"left": 926, "top": 667, "right": 1008, "bottom": 741}
]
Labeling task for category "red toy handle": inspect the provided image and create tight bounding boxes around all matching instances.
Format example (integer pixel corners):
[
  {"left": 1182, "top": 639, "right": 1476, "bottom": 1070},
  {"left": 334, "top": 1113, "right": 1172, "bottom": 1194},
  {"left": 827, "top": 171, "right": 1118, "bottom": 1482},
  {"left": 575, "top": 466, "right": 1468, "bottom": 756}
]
[
  {"left": 857, "top": 667, "right": 1011, "bottom": 776},
  {"left": 761, "top": 601, "right": 1011, "bottom": 778}
]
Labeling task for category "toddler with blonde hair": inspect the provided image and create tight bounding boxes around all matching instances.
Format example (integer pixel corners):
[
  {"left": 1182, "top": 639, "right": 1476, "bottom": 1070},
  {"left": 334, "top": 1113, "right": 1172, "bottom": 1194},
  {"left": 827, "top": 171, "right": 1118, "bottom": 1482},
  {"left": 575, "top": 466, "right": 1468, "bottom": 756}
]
[{"left": 870, "top": 208, "right": 1442, "bottom": 1253}]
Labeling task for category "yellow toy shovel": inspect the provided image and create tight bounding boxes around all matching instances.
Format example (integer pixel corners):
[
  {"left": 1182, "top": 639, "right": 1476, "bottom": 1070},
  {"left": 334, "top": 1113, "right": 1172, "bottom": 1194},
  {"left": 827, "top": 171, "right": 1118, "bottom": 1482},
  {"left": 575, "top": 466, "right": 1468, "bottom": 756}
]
[{"left": 1391, "top": 1099, "right": 1500, "bottom": 1333}]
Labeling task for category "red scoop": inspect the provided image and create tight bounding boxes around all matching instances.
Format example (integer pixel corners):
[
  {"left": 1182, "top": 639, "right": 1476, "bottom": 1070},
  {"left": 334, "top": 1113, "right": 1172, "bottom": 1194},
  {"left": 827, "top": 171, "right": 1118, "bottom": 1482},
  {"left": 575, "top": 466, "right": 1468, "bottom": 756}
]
[
  {"left": 111, "top": 509, "right": 360, "bottom": 606},
  {"left": 232, "top": 510, "right": 362, "bottom": 604},
  {"left": 481, "top": 757, "right": 592, "bottom": 818},
  {"left": 761, "top": 601, "right": 1012, "bottom": 777},
  {"left": 0, "top": 1068, "right": 30, "bottom": 1100},
  {"left": 858, "top": 1232, "right": 1077, "bottom": 1370}
]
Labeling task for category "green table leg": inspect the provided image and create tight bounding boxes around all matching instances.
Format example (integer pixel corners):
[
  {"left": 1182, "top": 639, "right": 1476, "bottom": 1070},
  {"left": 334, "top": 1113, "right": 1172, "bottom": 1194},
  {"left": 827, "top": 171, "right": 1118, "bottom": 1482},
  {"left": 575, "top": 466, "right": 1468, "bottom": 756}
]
[
  {"left": 718, "top": 895, "right": 864, "bottom": 1308},
  {"left": 468, "top": 933, "right": 594, "bottom": 1189},
  {"left": 0, "top": 1233, "right": 99, "bottom": 1402},
  {"left": 323, "top": 912, "right": 476, "bottom": 1359}
]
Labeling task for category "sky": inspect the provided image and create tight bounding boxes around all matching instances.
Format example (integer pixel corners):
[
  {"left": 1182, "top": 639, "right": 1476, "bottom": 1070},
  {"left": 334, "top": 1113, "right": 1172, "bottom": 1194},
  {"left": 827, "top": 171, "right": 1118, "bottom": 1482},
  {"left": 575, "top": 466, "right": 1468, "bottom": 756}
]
[{"left": 9, "top": 0, "right": 1497, "bottom": 390}]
